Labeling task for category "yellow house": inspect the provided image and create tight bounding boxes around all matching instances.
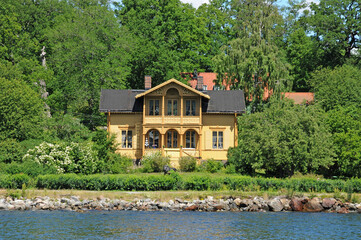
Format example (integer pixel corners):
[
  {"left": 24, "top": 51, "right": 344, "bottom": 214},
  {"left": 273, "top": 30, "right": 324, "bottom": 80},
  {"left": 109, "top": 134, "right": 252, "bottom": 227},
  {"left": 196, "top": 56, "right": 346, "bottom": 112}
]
[{"left": 99, "top": 77, "right": 245, "bottom": 166}]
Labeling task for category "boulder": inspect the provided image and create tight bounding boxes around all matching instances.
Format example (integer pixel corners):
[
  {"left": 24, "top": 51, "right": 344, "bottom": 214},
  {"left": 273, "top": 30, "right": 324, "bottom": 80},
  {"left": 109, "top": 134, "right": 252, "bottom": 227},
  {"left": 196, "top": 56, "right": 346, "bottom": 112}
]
[
  {"left": 185, "top": 204, "right": 198, "bottom": 211},
  {"left": 322, "top": 198, "right": 336, "bottom": 209},
  {"left": 268, "top": 198, "right": 283, "bottom": 212},
  {"left": 290, "top": 197, "right": 304, "bottom": 211},
  {"left": 233, "top": 198, "right": 242, "bottom": 206},
  {"left": 303, "top": 198, "right": 323, "bottom": 212},
  {"left": 280, "top": 198, "right": 291, "bottom": 211},
  {"left": 337, "top": 207, "right": 349, "bottom": 214}
]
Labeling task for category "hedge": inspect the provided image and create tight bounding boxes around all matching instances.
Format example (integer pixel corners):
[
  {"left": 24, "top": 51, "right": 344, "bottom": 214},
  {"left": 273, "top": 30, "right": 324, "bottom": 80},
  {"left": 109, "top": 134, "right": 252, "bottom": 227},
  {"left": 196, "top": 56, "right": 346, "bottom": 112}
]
[{"left": 1, "top": 173, "right": 361, "bottom": 193}]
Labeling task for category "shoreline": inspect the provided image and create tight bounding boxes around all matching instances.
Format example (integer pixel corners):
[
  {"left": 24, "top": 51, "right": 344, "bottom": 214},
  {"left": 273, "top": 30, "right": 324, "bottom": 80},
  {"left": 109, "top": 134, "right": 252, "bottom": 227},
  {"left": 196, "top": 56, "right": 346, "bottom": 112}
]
[{"left": 1, "top": 194, "right": 361, "bottom": 213}]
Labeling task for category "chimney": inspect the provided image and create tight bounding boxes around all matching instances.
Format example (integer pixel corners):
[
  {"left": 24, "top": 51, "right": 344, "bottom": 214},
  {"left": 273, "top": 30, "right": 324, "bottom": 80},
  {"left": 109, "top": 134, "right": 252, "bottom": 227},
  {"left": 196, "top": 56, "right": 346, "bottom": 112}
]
[
  {"left": 197, "top": 76, "right": 203, "bottom": 91},
  {"left": 145, "top": 75, "right": 152, "bottom": 90}
]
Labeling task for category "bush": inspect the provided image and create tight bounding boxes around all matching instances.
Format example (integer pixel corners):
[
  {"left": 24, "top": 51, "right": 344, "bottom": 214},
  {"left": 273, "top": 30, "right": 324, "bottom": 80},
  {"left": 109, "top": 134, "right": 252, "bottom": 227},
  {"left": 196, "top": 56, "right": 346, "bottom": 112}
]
[
  {"left": 0, "top": 161, "right": 58, "bottom": 177},
  {"left": 0, "top": 174, "right": 33, "bottom": 189},
  {"left": 179, "top": 156, "right": 197, "bottom": 172},
  {"left": 141, "top": 151, "right": 170, "bottom": 173},
  {"left": 23, "top": 142, "right": 101, "bottom": 174},
  {"left": 198, "top": 159, "right": 223, "bottom": 173},
  {"left": 0, "top": 139, "right": 25, "bottom": 163},
  {"left": 105, "top": 154, "right": 133, "bottom": 174}
]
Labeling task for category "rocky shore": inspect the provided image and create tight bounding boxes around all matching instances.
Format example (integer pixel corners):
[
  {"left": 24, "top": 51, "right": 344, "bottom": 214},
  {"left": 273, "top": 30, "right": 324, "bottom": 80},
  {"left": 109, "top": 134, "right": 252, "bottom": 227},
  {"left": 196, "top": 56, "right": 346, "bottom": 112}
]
[{"left": 1, "top": 196, "right": 361, "bottom": 213}]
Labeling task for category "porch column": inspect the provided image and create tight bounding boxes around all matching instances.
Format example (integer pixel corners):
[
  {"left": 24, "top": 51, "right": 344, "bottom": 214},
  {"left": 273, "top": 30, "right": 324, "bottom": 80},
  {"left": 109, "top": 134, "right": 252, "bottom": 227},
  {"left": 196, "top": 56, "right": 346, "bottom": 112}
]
[
  {"left": 180, "top": 95, "right": 183, "bottom": 124},
  {"left": 161, "top": 133, "right": 165, "bottom": 156},
  {"left": 198, "top": 132, "right": 202, "bottom": 160},
  {"left": 180, "top": 133, "right": 183, "bottom": 158},
  {"left": 234, "top": 113, "right": 238, "bottom": 147},
  {"left": 142, "top": 133, "right": 146, "bottom": 157}
]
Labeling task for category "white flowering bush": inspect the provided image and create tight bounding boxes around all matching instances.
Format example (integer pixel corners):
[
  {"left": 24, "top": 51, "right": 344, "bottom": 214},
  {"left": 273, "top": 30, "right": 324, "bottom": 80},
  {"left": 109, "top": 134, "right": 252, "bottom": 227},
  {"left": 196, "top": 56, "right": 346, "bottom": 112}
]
[{"left": 23, "top": 142, "right": 100, "bottom": 174}]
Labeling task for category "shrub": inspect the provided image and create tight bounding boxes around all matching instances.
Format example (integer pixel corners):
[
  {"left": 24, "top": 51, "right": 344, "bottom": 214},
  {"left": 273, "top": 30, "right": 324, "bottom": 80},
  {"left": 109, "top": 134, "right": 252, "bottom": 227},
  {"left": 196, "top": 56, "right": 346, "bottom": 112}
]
[
  {"left": 106, "top": 154, "right": 133, "bottom": 174},
  {"left": 179, "top": 156, "right": 197, "bottom": 172},
  {"left": 23, "top": 142, "right": 100, "bottom": 174},
  {"left": 0, "top": 174, "right": 33, "bottom": 189},
  {"left": 0, "top": 139, "right": 25, "bottom": 163},
  {"left": 198, "top": 159, "right": 223, "bottom": 173},
  {"left": 141, "top": 151, "right": 170, "bottom": 173},
  {"left": 0, "top": 161, "right": 57, "bottom": 177}
]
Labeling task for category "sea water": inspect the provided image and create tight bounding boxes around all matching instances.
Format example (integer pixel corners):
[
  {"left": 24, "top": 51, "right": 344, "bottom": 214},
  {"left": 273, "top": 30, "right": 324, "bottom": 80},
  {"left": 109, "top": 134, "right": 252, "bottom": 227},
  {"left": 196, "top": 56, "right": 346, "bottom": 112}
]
[{"left": 1, "top": 211, "right": 360, "bottom": 239}]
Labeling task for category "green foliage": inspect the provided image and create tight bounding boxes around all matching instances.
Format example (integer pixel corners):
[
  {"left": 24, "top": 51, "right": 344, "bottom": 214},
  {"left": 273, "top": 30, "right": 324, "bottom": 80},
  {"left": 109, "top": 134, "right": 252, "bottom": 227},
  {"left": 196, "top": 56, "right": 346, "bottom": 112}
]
[
  {"left": 198, "top": 159, "right": 223, "bottom": 173},
  {"left": 141, "top": 152, "right": 170, "bottom": 173},
  {"left": 0, "top": 161, "right": 57, "bottom": 177},
  {"left": 105, "top": 154, "right": 133, "bottom": 174},
  {"left": 1, "top": 173, "right": 361, "bottom": 193},
  {"left": 310, "top": 65, "right": 361, "bottom": 111},
  {"left": 325, "top": 106, "right": 361, "bottom": 178},
  {"left": 0, "top": 139, "right": 24, "bottom": 163},
  {"left": 228, "top": 99, "right": 335, "bottom": 177},
  {"left": 0, "top": 77, "right": 44, "bottom": 141},
  {"left": 23, "top": 142, "right": 100, "bottom": 174},
  {"left": 179, "top": 156, "right": 197, "bottom": 172},
  {"left": 308, "top": 0, "right": 361, "bottom": 66},
  {"left": 43, "top": 114, "right": 93, "bottom": 142},
  {"left": 213, "top": 0, "right": 290, "bottom": 108}
]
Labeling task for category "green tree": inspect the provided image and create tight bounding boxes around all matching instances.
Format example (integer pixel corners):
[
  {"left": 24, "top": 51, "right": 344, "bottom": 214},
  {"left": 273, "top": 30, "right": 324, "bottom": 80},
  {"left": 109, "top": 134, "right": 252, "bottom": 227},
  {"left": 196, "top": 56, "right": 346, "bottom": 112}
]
[
  {"left": 116, "top": 0, "right": 209, "bottom": 88},
  {"left": 308, "top": 0, "right": 361, "bottom": 67},
  {"left": 213, "top": 0, "right": 290, "bottom": 109},
  {"left": 310, "top": 65, "right": 361, "bottom": 111},
  {"left": 325, "top": 106, "right": 361, "bottom": 178},
  {"left": 228, "top": 99, "right": 334, "bottom": 178},
  {"left": 46, "top": 0, "right": 131, "bottom": 128},
  {"left": 0, "top": 77, "right": 44, "bottom": 141}
]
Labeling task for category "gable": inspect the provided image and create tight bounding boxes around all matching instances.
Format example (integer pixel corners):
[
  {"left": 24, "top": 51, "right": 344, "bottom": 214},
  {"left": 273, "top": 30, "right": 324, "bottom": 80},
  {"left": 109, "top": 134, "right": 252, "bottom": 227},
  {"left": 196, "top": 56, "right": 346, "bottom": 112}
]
[{"left": 135, "top": 78, "right": 210, "bottom": 99}]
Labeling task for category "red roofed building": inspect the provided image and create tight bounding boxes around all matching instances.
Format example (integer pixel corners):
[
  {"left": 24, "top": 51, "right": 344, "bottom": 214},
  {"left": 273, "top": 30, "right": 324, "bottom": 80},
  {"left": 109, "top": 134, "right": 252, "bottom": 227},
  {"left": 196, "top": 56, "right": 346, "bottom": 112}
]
[
  {"left": 185, "top": 71, "right": 314, "bottom": 104},
  {"left": 283, "top": 92, "right": 314, "bottom": 104}
]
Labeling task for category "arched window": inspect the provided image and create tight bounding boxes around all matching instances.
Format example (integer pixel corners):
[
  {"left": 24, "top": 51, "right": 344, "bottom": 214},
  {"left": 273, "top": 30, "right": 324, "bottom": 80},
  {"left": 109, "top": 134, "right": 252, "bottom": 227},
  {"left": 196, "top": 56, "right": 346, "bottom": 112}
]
[
  {"left": 166, "top": 130, "right": 178, "bottom": 148},
  {"left": 146, "top": 130, "right": 160, "bottom": 149},
  {"left": 185, "top": 130, "right": 197, "bottom": 149}
]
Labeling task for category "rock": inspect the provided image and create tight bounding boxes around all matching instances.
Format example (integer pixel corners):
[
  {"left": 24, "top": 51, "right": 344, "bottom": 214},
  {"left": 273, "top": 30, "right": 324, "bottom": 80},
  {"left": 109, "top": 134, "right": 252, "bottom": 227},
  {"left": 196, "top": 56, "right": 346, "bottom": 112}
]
[
  {"left": 337, "top": 207, "right": 349, "bottom": 214},
  {"left": 185, "top": 204, "right": 198, "bottom": 211},
  {"left": 71, "top": 196, "right": 80, "bottom": 202},
  {"left": 239, "top": 199, "right": 252, "bottom": 208},
  {"left": 322, "top": 198, "right": 336, "bottom": 209},
  {"left": 168, "top": 200, "right": 174, "bottom": 205},
  {"left": 207, "top": 196, "right": 214, "bottom": 201},
  {"left": 249, "top": 204, "right": 260, "bottom": 212},
  {"left": 290, "top": 197, "right": 304, "bottom": 211},
  {"left": 268, "top": 198, "right": 283, "bottom": 212},
  {"left": 280, "top": 198, "right": 291, "bottom": 211},
  {"left": 0, "top": 202, "right": 8, "bottom": 210},
  {"left": 234, "top": 198, "right": 242, "bottom": 206},
  {"left": 303, "top": 198, "right": 323, "bottom": 212}
]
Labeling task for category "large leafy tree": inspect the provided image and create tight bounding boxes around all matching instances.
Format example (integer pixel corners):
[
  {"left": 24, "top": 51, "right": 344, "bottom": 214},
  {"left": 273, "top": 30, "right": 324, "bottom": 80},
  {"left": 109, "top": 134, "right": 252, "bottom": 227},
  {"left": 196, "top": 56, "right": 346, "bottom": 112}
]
[
  {"left": 309, "top": 0, "right": 361, "bottom": 67},
  {"left": 116, "top": 0, "right": 209, "bottom": 88},
  {"left": 213, "top": 0, "right": 290, "bottom": 109},
  {"left": 0, "top": 77, "right": 44, "bottom": 141},
  {"left": 325, "top": 106, "right": 361, "bottom": 178},
  {"left": 310, "top": 65, "right": 361, "bottom": 111},
  {"left": 46, "top": 0, "right": 131, "bottom": 128},
  {"left": 228, "top": 99, "right": 335, "bottom": 178}
]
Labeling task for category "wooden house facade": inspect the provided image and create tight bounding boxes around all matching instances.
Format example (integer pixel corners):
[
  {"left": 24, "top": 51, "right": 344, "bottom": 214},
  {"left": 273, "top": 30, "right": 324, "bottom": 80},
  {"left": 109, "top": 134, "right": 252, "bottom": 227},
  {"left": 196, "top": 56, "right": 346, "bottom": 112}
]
[{"left": 99, "top": 77, "right": 245, "bottom": 166}]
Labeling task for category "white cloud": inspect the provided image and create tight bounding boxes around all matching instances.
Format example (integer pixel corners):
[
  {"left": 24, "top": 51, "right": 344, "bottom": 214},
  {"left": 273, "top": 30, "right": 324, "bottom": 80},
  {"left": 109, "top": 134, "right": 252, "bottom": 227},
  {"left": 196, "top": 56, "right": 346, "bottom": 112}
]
[{"left": 180, "top": 0, "right": 209, "bottom": 8}]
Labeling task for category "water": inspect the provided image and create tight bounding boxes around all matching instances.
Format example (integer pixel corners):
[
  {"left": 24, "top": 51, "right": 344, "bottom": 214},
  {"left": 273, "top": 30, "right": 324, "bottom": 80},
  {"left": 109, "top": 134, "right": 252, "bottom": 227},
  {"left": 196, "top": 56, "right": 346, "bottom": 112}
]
[{"left": 1, "top": 211, "right": 360, "bottom": 239}]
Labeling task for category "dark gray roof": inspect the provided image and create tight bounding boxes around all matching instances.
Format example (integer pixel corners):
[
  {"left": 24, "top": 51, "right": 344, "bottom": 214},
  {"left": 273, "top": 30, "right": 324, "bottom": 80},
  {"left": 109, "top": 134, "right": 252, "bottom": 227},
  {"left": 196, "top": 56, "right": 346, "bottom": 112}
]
[
  {"left": 99, "top": 89, "right": 245, "bottom": 113},
  {"left": 99, "top": 89, "right": 144, "bottom": 112},
  {"left": 203, "top": 90, "right": 246, "bottom": 113}
]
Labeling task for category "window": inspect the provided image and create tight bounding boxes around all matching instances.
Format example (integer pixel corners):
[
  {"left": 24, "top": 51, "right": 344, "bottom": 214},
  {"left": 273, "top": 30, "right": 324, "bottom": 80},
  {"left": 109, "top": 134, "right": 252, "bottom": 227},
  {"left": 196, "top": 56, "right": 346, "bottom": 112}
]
[
  {"left": 202, "top": 85, "right": 207, "bottom": 91},
  {"left": 185, "top": 130, "right": 196, "bottom": 148},
  {"left": 167, "top": 99, "right": 178, "bottom": 116},
  {"left": 185, "top": 100, "right": 196, "bottom": 116},
  {"left": 212, "top": 131, "right": 223, "bottom": 149},
  {"left": 147, "top": 130, "right": 160, "bottom": 148},
  {"left": 166, "top": 130, "right": 178, "bottom": 148},
  {"left": 121, "top": 130, "right": 133, "bottom": 148},
  {"left": 149, "top": 99, "right": 160, "bottom": 115}
]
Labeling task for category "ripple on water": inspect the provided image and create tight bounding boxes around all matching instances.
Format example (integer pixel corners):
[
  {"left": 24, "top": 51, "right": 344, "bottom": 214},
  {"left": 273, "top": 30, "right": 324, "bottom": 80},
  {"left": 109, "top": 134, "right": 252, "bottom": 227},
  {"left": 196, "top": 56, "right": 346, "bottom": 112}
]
[{"left": 1, "top": 211, "right": 361, "bottom": 240}]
